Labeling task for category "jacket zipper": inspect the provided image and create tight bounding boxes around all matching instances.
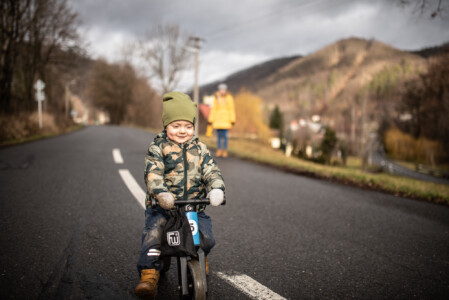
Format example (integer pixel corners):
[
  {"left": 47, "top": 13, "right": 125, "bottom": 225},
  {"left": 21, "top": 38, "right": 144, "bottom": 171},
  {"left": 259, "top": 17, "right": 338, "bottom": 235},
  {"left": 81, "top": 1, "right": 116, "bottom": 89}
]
[{"left": 182, "top": 144, "right": 188, "bottom": 200}]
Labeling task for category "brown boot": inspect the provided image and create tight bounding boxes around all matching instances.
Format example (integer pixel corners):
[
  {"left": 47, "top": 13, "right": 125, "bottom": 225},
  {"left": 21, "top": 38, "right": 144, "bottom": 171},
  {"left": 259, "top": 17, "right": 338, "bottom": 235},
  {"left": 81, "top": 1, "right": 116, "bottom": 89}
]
[
  {"left": 135, "top": 269, "right": 160, "bottom": 299},
  {"left": 216, "top": 149, "right": 223, "bottom": 157},
  {"left": 222, "top": 150, "right": 228, "bottom": 158}
]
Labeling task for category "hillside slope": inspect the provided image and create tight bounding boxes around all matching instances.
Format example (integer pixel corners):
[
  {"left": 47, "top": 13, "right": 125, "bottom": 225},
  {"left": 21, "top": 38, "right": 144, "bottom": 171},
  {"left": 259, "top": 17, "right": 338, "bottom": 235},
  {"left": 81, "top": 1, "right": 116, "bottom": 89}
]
[
  {"left": 200, "top": 37, "right": 439, "bottom": 153},
  {"left": 257, "top": 38, "right": 426, "bottom": 124},
  {"left": 200, "top": 55, "right": 301, "bottom": 96}
]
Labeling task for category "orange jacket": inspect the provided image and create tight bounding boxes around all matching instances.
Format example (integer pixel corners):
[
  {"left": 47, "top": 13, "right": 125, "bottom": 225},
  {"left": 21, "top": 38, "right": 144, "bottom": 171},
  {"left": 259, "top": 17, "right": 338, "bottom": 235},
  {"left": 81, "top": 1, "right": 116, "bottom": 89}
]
[{"left": 208, "top": 92, "right": 236, "bottom": 130}]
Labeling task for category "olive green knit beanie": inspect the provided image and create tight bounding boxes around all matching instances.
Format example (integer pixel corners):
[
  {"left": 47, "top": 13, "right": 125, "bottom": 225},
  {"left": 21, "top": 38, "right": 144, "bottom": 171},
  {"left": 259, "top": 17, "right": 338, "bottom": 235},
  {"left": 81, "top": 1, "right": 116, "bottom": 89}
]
[{"left": 162, "top": 91, "right": 197, "bottom": 127}]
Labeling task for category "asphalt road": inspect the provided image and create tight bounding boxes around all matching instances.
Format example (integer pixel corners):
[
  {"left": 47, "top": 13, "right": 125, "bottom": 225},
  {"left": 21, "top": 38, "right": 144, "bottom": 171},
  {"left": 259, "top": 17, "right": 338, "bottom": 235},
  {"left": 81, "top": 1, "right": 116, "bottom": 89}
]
[{"left": 1, "top": 126, "right": 448, "bottom": 299}]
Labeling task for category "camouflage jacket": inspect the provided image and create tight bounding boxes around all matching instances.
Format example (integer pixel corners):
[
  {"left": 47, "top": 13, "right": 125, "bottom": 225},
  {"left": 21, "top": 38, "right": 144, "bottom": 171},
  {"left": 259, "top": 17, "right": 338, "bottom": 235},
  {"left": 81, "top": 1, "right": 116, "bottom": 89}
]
[{"left": 144, "top": 131, "right": 225, "bottom": 209}]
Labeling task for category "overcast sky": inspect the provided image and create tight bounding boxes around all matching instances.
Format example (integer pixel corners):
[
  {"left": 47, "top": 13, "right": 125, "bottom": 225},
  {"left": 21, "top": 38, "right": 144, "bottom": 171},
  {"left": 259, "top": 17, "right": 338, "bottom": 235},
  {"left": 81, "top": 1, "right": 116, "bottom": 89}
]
[{"left": 67, "top": 0, "right": 449, "bottom": 92}]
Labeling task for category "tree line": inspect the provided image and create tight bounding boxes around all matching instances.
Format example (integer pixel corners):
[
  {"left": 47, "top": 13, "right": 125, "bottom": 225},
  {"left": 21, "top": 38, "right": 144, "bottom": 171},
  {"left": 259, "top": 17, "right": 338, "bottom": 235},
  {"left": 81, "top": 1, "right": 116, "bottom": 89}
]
[
  {"left": 0, "top": 0, "right": 173, "bottom": 139},
  {"left": 395, "top": 53, "right": 449, "bottom": 163}
]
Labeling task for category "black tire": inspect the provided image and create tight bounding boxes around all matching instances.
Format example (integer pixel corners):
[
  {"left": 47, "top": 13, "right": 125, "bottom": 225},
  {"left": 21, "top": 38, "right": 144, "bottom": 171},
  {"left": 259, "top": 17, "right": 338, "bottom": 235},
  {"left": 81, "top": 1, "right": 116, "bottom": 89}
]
[
  {"left": 161, "top": 256, "right": 171, "bottom": 274},
  {"left": 187, "top": 259, "right": 206, "bottom": 300}
]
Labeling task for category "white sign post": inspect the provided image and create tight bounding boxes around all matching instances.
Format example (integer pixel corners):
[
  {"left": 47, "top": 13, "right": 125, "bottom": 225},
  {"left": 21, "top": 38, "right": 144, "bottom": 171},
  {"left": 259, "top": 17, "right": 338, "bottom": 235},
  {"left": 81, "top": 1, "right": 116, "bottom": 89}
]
[{"left": 34, "top": 79, "right": 45, "bottom": 129}]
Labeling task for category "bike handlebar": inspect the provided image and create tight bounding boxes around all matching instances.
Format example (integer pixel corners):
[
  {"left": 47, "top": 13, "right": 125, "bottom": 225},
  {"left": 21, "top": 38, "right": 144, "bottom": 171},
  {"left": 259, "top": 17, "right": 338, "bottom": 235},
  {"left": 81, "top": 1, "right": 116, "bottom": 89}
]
[
  {"left": 151, "top": 197, "right": 226, "bottom": 207},
  {"left": 175, "top": 198, "right": 226, "bottom": 205},
  {"left": 175, "top": 199, "right": 210, "bottom": 205}
]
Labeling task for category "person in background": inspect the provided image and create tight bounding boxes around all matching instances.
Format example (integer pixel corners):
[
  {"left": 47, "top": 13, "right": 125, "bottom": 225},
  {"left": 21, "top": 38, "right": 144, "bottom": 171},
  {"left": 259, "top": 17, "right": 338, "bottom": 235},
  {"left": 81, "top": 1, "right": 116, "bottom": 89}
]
[{"left": 208, "top": 83, "right": 236, "bottom": 158}]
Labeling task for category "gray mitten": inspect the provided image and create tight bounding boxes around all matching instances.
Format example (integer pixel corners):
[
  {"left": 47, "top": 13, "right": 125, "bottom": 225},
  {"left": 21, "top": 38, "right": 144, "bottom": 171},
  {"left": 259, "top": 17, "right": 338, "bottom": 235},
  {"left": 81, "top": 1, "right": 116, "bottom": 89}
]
[
  {"left": 208, "top": 189, "right": 224, "bottom": 206},
  {"left": 156, "top": 192, "right": 175, "bottom": 209}
]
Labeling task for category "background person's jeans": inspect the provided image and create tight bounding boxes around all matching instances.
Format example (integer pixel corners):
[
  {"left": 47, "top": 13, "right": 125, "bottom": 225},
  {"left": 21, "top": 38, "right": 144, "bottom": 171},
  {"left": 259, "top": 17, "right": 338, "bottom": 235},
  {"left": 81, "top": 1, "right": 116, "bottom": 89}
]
[
  {"left": 137, "top": 206, "right": 215, "bottom": 273},
  {"left": 217, "top": 129, "right": 228, "bottom": 149}
]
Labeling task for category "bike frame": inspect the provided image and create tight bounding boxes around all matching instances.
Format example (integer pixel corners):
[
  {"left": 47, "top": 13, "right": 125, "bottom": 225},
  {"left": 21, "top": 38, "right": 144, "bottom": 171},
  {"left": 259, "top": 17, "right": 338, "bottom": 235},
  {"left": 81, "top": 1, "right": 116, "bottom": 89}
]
[
  {"left": 177, "top": 200, "right": 210, "bottom": 296},
  {"left": 152, "top": 198, "right": 225, "bottom": 298}
]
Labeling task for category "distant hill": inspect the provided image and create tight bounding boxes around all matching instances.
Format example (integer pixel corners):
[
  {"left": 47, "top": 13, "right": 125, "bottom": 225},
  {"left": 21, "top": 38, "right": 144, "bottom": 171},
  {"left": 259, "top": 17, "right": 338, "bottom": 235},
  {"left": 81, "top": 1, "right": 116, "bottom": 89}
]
[
  {"left": 202, "top": 37, "right": 427, "bottom": 120},
  {"left": 199, "top": 55, "right": 301, "bottom": 96},
  {"left": 410, "top": 42, "right": 449, "bottom": 58},
  {"left": 256, "top": 38, "right": 426, "bottom": 120},
  {"left": 201, "top": 37, "right": 441, "bottom": 151}
]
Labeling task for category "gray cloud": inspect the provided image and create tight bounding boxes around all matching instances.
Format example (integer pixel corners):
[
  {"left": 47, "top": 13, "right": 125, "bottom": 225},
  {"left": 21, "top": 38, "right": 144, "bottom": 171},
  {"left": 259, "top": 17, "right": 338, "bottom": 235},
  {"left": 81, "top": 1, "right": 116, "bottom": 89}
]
[{"left": 67, "top": 0, "right": 449, "bottom": 87}]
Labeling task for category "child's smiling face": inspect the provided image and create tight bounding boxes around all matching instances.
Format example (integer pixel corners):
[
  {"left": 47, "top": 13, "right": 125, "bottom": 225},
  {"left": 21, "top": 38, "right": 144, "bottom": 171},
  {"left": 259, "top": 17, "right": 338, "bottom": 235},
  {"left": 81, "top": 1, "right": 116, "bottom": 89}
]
[{"left": 166, "top": 120, "right": 194, "bottom": 144}]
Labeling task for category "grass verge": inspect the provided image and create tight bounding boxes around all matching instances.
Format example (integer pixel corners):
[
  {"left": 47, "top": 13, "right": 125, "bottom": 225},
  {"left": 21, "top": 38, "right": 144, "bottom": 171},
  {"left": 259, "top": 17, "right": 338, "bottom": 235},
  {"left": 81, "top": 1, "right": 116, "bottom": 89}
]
[
  {"left": 0, "top": 124, "right": 86, "bottom": 148},
  {"left": 202, "top": 137, "right": 449, "bottom": 205}
]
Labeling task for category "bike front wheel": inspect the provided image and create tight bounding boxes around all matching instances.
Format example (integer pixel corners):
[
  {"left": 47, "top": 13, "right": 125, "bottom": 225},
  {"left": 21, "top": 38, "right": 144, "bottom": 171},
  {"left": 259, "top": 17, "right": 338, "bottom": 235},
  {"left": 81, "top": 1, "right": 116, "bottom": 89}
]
[
  {"left": 161, "top": 256, "right": 171, "bottom": 274},
  {"left": 187, "top": 259, "right": 206, "bottom": 300}
]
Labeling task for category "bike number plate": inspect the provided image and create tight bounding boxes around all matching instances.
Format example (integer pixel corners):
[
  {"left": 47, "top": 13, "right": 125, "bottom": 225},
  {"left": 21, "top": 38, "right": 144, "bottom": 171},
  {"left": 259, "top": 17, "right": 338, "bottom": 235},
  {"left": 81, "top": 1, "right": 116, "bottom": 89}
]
[{"left": 185, "top": 211, "right": 200, "bottom": 245}]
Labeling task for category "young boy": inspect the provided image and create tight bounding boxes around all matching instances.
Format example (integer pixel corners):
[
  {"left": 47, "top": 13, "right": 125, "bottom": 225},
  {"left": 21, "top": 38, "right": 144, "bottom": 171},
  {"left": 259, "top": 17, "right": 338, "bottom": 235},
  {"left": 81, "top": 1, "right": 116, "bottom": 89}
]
[{"left": 135, "top": 91, "right": 225, "bottom": 299}]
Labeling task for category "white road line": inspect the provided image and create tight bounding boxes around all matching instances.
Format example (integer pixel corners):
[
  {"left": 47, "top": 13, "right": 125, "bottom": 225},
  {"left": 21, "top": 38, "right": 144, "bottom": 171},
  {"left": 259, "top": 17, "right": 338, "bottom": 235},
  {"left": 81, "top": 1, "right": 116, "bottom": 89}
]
[
  {"left": 216, "top": 272, "right": 286, "bottom": 300},
  {"left": 118, "top": 169, "right": 146, "bottom": 209},
  {"left": 112, "top": 148, "right": 124, "bottom": 164}
]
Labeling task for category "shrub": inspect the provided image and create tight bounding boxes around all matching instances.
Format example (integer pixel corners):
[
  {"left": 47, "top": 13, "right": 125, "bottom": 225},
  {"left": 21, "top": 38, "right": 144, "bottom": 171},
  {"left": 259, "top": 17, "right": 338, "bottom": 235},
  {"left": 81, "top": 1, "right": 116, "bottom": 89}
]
[
  {"left": 320, "top": 126, "right": 338, "bottom": 164},
  {"left": 0, "top": 112, "right": 64, "bottom": 144},
  {"left": 385, "top": 127, "right": 443, "bottom": 165},
  {"left": 232, "top": 91, "right": 272, "bottom": 142}
]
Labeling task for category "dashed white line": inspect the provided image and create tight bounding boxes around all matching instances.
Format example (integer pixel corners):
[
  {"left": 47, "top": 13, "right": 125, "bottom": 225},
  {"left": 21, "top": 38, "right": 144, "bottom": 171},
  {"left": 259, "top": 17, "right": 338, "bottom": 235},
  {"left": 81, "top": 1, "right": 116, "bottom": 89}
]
[
  {"left": 112, "top": 148, "right": 124, "bottom": 164},
  {"left": 118, "top": 169, "right": 146, "bottom": 209},
  {"left": 216, "top": 272, "right": 286, "bottom": 300}
]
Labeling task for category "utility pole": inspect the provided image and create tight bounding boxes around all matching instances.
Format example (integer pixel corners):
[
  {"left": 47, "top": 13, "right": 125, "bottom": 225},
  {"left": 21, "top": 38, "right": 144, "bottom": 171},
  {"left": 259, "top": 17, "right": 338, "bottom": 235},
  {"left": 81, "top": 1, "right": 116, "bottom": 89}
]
[
  {"left": 361, "top": 92, "right": 367, "bottom": 171},
  {"left": 65, "top": 83, "right": 69, "bottom": 117},
  {"left": 189, "top": 36, "right": 204, "bottom": 137}
]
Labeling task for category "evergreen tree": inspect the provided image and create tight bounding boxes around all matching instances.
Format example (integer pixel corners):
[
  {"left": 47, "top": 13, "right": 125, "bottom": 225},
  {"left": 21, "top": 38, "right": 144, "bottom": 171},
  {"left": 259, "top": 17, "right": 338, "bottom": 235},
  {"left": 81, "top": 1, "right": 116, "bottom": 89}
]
[
  {"left": 320, "top": 126, "right": 338, "bottom": 164},
  {"left": 269, "top": 105, "right": 283, "bottom": 130}
]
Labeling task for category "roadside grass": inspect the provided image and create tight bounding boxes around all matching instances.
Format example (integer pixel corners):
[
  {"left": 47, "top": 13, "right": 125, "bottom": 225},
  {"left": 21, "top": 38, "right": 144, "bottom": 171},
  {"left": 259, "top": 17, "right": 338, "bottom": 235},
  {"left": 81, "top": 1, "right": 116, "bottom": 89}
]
[
  {"left": 0, "top": 124, "right": 85, "bottom": 148},
  {"left": 202, "top": 137, "right": 449, "bottom": 205},
  {"left": 345, "top": 156, "right": 362, "bottom": 170}
]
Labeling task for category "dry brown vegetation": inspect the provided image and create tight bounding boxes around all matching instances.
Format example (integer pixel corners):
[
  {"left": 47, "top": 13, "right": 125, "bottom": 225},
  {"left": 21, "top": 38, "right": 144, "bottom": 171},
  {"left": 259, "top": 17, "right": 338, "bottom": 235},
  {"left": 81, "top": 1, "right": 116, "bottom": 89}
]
[
  {"left": 231, "top": 90, "right": 271, "bottom": 142},
  {"left": 385, "top": 127, "right": 442, "bottom": 164},
  {"left": 0, "top": 111, "right": 72, "bottom": 143}
]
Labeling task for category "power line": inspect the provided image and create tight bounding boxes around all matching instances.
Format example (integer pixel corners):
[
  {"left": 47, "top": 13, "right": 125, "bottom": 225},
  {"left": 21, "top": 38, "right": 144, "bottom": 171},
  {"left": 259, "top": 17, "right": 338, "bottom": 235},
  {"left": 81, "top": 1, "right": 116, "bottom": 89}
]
[
  {"left": 205, "top": 0, "right": 312, "bottom": 38},
  {"left": 205, "top": 0, "right": 356, "bottom": 41}
]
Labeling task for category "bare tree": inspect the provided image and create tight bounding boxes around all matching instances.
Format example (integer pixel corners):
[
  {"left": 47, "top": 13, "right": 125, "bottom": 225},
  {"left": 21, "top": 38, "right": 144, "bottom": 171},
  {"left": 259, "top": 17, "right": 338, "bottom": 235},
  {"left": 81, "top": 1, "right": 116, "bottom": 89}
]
[
  {"left": 0, "top": 0, "right": 30, "bottom": 112},
  {"left": 86, "top": 59, "right": 161, "bottom": 127},
  {"left": 399, "top": 0, "right": 447, "bottom": 18},
  {"left": 19, "top": 0, "right": 80, "bottom": 110},
  {"left": 137, "top": 23, "right": 192, "bottom": 94},
  {"left": 398, "top": 53, "right": 449, "bottom": 162},
  {"left": 86, "top": 59, "right": 134, "bottom": 124},
  {"left": 0, "top": 0, "right": 81, "bottom": 113},
  {"left": 125, "top": 75, "right": 161, "bottom": 129}
]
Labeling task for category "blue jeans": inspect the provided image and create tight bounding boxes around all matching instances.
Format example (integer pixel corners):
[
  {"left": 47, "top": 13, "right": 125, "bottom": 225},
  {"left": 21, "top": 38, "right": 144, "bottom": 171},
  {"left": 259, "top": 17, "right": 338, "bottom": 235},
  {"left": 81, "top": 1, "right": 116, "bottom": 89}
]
[
  {"left": 137, "top": 206, "right": 215, "bottom": 273},
  {"left": 217, "top": 129, "right": 228, "bottom": 149}
]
